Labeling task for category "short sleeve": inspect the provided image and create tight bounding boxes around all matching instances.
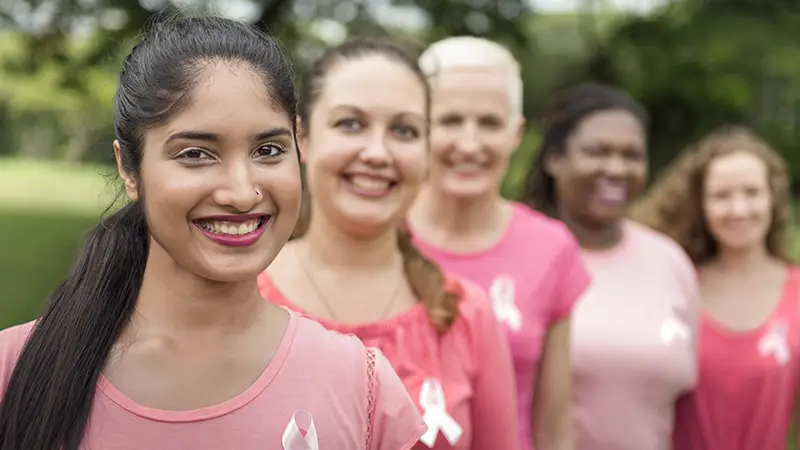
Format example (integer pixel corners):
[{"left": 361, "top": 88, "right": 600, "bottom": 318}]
[
  {"left": 461, "top": 280, "right": 521, "bottom": 450},
  {"left": 368, "top": 348, "right": 426, "bottom": 450},
  {"left": 548, "top": 229, "right": 591, "bottom": 325}
]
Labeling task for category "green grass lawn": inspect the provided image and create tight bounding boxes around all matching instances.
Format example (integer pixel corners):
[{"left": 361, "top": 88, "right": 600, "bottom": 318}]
[
  {"left": 0, "top": 157, "right": 112, "bottom": 329},
  {"left": 0, "top": 157, "right": 115, "bottom": 216},
  {"left": 0, "top": 208, "right": 97, "bottom": 328}
]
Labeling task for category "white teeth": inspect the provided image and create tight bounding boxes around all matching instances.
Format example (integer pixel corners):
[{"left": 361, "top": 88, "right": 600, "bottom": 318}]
[
  {"left": 198, "top": 219, "right": 261, "bottom": 236},
  {"left": 349, "top": 175, "right": 391, "bottom": 192},
  {"left": 596, "top": 183, "right": 627, "bottom": 202}
]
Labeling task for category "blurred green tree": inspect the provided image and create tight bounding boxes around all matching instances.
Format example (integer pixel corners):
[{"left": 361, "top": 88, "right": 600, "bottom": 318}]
[
  {"left": 0, "top": 0, "right": 536, "bottom": 163},
  {"left": 582, "top": 0, "right": 800, "bottom": 187}
]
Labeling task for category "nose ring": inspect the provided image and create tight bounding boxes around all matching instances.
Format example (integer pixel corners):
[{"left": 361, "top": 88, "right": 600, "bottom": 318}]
[{"left": 255, "top": 188, "right": 261, "bottom": 197}]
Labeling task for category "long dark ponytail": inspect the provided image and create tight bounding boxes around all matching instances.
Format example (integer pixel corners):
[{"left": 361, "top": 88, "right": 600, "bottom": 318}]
[
  {"left": 0, "top": 16, "right": 297, "bottom": 450},
  {"left": 0, "top": 201, "right": 148, "bottom": 449}
]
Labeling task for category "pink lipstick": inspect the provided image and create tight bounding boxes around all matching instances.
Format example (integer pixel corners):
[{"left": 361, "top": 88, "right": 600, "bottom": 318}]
[{"left": 193, "top": 214, "right": 271, "bottom": 247}]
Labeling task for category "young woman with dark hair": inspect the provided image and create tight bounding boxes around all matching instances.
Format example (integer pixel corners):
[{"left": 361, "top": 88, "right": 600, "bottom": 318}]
[
  {"left": 524, "top": 83, "right": 700, "bottom": 450},
  {"left": 0, "top": 16, "right": 423, "bottom": 450}
]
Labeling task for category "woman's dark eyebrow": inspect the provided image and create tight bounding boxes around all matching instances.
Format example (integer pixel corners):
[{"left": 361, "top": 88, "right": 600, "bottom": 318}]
[{"left": 165, "top": 127, "right": 293, "bottom": 144}]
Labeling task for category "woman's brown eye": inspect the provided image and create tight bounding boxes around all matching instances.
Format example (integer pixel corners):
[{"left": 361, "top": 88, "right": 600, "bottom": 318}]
[{"left": 177, "top": 148, "right": 212, "bottom": 160}]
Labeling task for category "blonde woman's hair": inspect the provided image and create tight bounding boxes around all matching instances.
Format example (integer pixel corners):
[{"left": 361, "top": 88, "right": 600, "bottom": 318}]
[{"left": 419, "top": 36, "right": 523, "bottom": 118}]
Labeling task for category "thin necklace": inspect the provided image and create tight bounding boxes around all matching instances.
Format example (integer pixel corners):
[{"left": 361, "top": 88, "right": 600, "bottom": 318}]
[{"left": 293, "top": 245, "right": 405, "bottom": 323}]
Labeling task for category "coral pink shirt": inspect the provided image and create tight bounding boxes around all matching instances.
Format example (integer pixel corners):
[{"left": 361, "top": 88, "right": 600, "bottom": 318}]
[
  {"left": 259, "top": 274, "right": 520, "bottom": 450},
  {"left": 572, "top": 221, "right": 700, "bottom": 450},
  {"left": 673, "top": 266, "right": 800, "bottom": 450},
  {"left": 0, "top": 311, "right": 425, "bottom": 450},
  {"left": 411, "top": 202, "right": 590, "bottom": 450}
]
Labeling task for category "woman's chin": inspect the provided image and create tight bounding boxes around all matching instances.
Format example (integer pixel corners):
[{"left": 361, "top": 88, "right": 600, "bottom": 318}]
[
  {"left": 440, "top": 178, "right": 494, "bottom": 200},
  {"left": 335, "top": 214, "right": 397, "bottom": 238}
]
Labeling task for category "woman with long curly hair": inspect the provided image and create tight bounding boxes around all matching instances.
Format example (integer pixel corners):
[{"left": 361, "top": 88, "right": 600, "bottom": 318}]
[
  {"left": 524, "top": 83, "right": 701, "bottom": 450},
  {"left": 631, "top": 125, "right": 798, "bottom": 450}
]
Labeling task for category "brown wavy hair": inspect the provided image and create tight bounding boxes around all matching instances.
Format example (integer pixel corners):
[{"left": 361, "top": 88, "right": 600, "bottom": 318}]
[
  {"left": 293, "top": 38, "right": 459, "bottom": 332},
  {"left": 631, "top": 125, "right": 792, "bottom": 264}
]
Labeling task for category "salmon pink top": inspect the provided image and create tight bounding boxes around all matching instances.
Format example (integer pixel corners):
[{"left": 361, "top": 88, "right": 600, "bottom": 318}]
[
  {"left": 0, "top": 311, "right": 425, "bottom": 450},
  {"left": 673, "top": 266, "right": 800, "bottom": 450},
  {"left": 411, "top": 202, "right": 590, "bottom": 450},
  {"left": 259, "top": 273, "right": 520, "bottom": 450},
  {"left": 572, "top": 221, "right": 701, "bottom": 450}
]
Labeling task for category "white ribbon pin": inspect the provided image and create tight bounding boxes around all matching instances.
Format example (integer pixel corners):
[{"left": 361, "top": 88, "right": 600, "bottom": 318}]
[
  {"left": 282, "top": 410, "right": 319, "bottom": 450},
  {"left": 659, "top": 315, "right": 690, "bottom": 345},
  {"left": 418, "top": 378, "right": 463, "bottom": 447},
  {"left": 759, "top": 321, "right": 790, "bottom": 365},
  {"left": 489, "top": 275, "right": 522, "bottom": 332}
]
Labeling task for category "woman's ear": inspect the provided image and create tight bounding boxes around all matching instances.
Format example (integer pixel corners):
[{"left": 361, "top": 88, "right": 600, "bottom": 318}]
[
  {"left": 511, "top": 115, "right": 527, "bottom": 152},
  {"left": 296, "top": 116, "right": 307, "bottom": 164},
  {"left": 543, "top": 148, "right": 562, "bottom": 178},
  {"left": 114, "top": 140, "right": 139, "bottom": 201}
]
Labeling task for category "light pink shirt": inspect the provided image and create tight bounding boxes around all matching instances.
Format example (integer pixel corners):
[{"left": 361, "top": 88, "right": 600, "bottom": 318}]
[
  {"left": 259, "top": 273, "right": 521, "bottom": 450},
  {"left": 0, "top": 311, "right": 425, "bottom": 450},
  {"left": 673, "top": 267, "right": 800, "bottom": 450},
  {"left": 412, "top": 202, "right": 590, "bottom": 450},
  {"left": 572, "top": 221, "right": 700, "bottom": 450}
]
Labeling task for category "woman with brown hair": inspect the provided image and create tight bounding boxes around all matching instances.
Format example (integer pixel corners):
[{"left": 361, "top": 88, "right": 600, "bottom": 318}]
[
  {"left": 257, "top": 38, "right": 520, "bottom": 450},
  {"left": 632, "top": 125, "right": 799, "bottom": 450}
]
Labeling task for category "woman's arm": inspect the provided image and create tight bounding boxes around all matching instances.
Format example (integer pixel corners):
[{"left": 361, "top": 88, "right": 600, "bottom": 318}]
[
  {"left": 670, "top": 245, "right": 702, "bottom": 450},
  {"left": 531, "top": 231, "right": 591, "bottom": 450},
  {"left": 532, "top": 317, "right": 573, "bottom": 450},
  {"left": 466, "top": 282, "right": 522, "bottom": 450},
  {"left": 532, "top": 230, "right": 590, "bottom": 450}
]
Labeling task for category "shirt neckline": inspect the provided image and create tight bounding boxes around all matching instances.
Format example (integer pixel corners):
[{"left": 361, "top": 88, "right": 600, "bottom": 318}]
[{"left": 96, "top": 308, "right": 298, "bottom": 423}]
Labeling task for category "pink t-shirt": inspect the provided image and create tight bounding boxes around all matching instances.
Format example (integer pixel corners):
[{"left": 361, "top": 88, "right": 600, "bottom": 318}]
[
  {"left": 572, "top": 221, "right": 700, "bottom": 450},
  {"left": 412, "top": 202, "right": 590, "bottom": 450},
  {"left": 259, "top": 273, "right": 520, "bottom": 450},
  {"left": 673, "top": 267, "right": 800, "bottom": 450},
  {"left": 0, "top": 311, "right": 425, "bottom": 450}
]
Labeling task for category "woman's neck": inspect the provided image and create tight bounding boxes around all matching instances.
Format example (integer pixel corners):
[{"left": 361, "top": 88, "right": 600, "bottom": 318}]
[
  {"left": 408, "top": 185, "right": 510, "bottom": 241},
  {"left": 558, "top": 208, "right": 624, "bottom": 251},
  {"left": 711, "top": 245, "right": 778, "bottom": 274},
  {"left": 133, "top": 240, "right": 266, "bottom": 336},
  {"left": 301, "top": 209, "right": 401, "bottom": 273}
]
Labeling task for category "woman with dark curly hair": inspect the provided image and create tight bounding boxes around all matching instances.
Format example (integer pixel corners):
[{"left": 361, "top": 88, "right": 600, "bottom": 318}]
[
  {"left": 631, "top": 126, "right": 799, "bottom": 450},
  {"left": 524, "top": 82, "right": 701, "bottom": 450}
]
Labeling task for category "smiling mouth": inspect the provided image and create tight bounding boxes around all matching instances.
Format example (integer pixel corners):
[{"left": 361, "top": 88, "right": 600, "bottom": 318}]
[
  {"left": 448, "top": 161, "right": 486, "bottom": 174},
  {"left": 344, "top": 174, "right": 397, "bottom": 194},
  {"left": 594, "top": 181, "right": 628, "bottom": 205},
  {"left": 194, "top": 216, "right": 269, "bottom": 236}
]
